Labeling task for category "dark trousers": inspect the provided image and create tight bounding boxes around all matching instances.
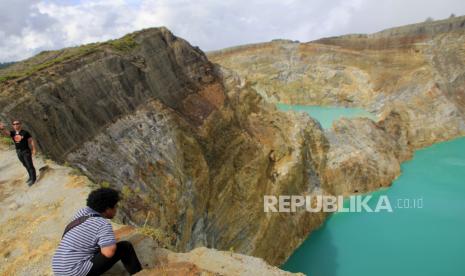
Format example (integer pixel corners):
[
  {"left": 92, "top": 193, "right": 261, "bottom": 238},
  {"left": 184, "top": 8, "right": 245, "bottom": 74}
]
[
  {"left": 16, "top": 149, "right": 36, "bottom": 181},
  {"left": 86, "top": 241, "right": 142, "bottom": 276}
]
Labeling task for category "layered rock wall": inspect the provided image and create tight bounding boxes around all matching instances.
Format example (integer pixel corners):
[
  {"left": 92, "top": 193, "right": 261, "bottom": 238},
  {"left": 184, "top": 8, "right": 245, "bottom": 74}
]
[
  {"left": 208, "top": 16, "right": 465, "bottom": 150},
  {"left": 0, "top": 28, "right": 328, "bottom": 266}
]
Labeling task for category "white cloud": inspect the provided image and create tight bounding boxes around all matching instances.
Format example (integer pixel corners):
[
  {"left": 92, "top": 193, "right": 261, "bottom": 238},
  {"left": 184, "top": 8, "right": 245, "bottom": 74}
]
[
  {"left": 315, "top": 0, "right": 363, "bottom": 37},
  {"left": 0, "top": 0, "right": 464, "bottom": 62}
]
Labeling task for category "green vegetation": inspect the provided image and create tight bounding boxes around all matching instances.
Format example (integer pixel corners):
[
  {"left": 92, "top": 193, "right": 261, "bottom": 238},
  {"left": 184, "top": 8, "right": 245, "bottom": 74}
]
[
  {"left": 0, "top": 33, "right": 138, "bottom": 85},
  {"left": 100, "top": 180, "right": 111, "bottom": 188},
  {"left": 0, "top": 136, "right": 13, "bottom": 146},
  {"left": 121, "top": 185, "right": 134, "bottom": 199},
  {"left": 69, "top": 167, "right": 82, "bottom": 176},
  {"left": 135, "top": 210, "right": 174, "bottom": 249},
  {"left": 106, "top": 34, "right": 137, "bottom": 52},
  {"left": 60, "top": 160, "right": 82, "bottom": 175},
  {"left": 0, "top": 44, "right": 101, "bottom": 84},
  {"left": 0, "top": 62, "right": 15, "bottom": 69},
  {"left": 138, "top": 226, "right": 174, "bottom": 249},
  {"left": 0, "top": 72, "right": 23, "bottom": 83}
]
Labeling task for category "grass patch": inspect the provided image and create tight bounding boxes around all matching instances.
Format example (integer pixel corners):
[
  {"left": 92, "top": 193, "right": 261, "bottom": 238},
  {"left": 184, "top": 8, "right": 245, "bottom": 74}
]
[
  {"left": 0, "top": 136, "right": 13, "bottom": 146},
  {"left": 136, "top": 211, "right": 174, "bottom": 249},
  {"left": 100, "top": 180, "right": 111, "bottom": 188},
  {"left": 106, "top": 34, "right": 138, "bottom": 52},
  {"left": 69, "top": 168, "right": 82, "bottom": 176},
  {"left": 0, "top": 44, "right": 101, "bottom": 84},
  {"left": 0, "top": 71, "right": 26, "bottom": 83},
  {"left": 121, "top": 185, "right": 134, "bottom": 199},
  {"left": 138, "top": 226, "right": 174, "bottom": 249},
  {"left": 0, "top": 33, "right": 138, "bottom": 85},
  {"left": 0, "top": 62, "right": 15, "bottom": 69}
]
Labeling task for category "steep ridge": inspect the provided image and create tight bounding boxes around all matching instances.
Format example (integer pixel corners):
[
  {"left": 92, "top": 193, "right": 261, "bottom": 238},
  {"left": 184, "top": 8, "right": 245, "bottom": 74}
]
[{"left": 0, "top": 28, "right": 328, "bottom": 266}]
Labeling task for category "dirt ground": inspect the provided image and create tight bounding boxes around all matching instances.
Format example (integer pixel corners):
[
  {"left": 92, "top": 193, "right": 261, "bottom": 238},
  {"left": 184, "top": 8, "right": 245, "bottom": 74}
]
[{"left": 0, "top": 144, "right": 91, "bottom": 276}]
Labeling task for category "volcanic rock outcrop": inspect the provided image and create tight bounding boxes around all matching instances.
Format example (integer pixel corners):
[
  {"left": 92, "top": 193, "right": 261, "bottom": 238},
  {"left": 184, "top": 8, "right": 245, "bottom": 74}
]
[
  {"left": 1, "top": 15, "right": 464, "bottom": 270},
  {"left": 0, "top": 27, "right": 327, "bottom": 266},
  {"left": 209, "top": 15, "right": 465, "bottom": 150},
  {"left": 0, "top": 144, "right": 301, "bottom": 275}
]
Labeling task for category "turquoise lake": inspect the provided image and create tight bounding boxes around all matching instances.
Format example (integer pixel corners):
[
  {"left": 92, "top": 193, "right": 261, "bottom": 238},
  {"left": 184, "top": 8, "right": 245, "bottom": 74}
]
[
  {"left": 276, "top": 103, "right": 377, "bottom": 129},
  {"left": 279, "top": 105, "right": 465, "bottom": 276}
]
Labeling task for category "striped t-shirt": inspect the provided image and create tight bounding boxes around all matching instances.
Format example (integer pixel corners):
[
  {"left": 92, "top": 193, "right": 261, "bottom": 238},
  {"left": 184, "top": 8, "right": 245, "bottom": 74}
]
[{"left": 52, "top": 207, "right": 116, "bottom": 276}]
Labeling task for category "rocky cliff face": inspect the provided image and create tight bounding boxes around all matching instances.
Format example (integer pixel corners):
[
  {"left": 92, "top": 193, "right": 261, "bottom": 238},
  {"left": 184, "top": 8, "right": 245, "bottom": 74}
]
[
  {"left": 208, "top": 15, "right": 465, "bottom": 150},
  {"left": 2, "top": 16, "right": 463, "bottom": 270},
  {"left": 114, "top": 227, "right": 304, "bottom": 276},
  {"left": 0, "top": 27, "right": 328, "bottom": 266},
  {"left": 0, "top": 145, "right": 300, "bottom": 275}
]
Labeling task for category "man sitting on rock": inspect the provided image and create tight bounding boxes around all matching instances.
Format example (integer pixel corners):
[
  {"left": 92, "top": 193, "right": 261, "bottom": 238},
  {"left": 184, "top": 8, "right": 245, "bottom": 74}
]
[
  {"left": 52, "top": 188, "right": 142, "bottom": 276},
  {"left": 0, "top": 120, "right": 37, "bottom": 185}
]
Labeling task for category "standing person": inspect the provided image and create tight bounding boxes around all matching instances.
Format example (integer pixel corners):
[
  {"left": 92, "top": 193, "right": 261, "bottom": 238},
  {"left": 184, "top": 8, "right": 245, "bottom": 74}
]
[
  {"left": 52, "top": 188, "right": 143, "bottom": 276},
  {"left": 0, "top": 120, "right": 37, "bottom": 185}
]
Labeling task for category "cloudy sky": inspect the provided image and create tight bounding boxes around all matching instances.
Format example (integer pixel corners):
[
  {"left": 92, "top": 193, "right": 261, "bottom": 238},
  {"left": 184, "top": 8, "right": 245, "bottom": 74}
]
[{"left": 0, "top": 0, "right": 464, "bottom": 62}]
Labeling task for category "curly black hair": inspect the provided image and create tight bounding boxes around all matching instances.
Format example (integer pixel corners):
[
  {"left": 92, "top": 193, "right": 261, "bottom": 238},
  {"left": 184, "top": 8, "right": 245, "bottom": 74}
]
[{"left": 86, "top": 188, "right": 120, "bottom": 213}]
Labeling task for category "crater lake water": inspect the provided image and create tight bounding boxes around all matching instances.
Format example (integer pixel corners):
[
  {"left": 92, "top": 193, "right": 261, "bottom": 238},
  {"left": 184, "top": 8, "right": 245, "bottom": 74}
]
[
  {"left": 278, "top": 104, "right": 465, "bottom": 276},
  {"left": 276, "top": 103, "right": 377, "bottom": 129},
  {"left": 277, "top": 104, "right": 465, "bottom": 276}
]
